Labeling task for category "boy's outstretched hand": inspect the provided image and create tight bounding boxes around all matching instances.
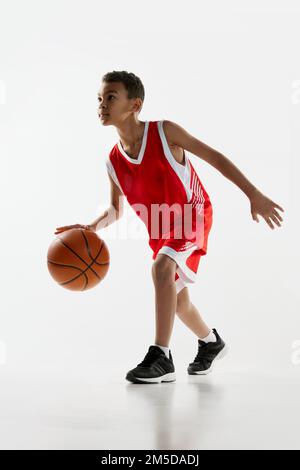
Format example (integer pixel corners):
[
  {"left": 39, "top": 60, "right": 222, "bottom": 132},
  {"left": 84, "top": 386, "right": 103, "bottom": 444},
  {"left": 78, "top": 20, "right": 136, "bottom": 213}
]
[
  {"left": 54, "top": 224, "right": 96, "bottom": 235},
  {"left": 250, "top": 189, "right": 284, "bottom": 229}
]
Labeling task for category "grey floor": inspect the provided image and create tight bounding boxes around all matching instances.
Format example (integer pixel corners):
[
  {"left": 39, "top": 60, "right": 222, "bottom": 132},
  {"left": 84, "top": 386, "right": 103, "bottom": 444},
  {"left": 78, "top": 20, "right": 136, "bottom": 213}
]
[{"left": 1, "top": 359, "right": 300, "bottom": 450}]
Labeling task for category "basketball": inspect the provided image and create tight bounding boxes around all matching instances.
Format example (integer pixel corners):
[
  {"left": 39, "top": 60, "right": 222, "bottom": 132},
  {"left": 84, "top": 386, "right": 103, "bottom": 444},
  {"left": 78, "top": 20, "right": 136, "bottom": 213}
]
[{"left": 47, "top": 228, "right": 110, "bottom": 291}]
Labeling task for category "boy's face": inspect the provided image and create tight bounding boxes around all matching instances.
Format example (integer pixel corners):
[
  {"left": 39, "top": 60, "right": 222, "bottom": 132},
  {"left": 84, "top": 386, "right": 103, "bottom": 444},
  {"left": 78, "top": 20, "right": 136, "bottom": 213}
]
[{"left": 98, "top": 81, "right": 142, "bottom": 125}]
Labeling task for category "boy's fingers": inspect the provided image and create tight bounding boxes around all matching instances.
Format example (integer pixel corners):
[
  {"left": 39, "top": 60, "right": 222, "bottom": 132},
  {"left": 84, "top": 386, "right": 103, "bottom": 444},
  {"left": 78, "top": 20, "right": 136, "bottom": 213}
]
[
  {"left": 272, "top": 202, "right": 284, "bottom": 212},
  {"left": 54, "top": 225, "right": 82, "bottom": 234},
  {"left": 54, "top": 224, "right": 90, "bottom": 235},
  {"left": 270, "top": 214, "right": 281, "bottom": 227},
  {"left": 264, "top": 215, "right": 274, "bottom": 229},
  {"left": 273, "top": 209, "right": 283, "bottom": 222}
]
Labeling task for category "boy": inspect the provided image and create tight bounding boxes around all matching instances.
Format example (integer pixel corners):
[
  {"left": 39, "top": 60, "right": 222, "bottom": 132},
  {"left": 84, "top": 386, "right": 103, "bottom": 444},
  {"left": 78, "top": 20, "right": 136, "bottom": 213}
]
[{"left": 55, "top": 70, "right": 284, "bottom": 384}]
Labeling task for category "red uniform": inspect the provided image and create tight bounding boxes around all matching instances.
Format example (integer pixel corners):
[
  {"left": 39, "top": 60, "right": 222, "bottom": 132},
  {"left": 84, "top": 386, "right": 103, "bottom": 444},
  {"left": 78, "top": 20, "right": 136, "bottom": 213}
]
[{"left": 106, "top": 120, "right": 213, "bottom": 293}]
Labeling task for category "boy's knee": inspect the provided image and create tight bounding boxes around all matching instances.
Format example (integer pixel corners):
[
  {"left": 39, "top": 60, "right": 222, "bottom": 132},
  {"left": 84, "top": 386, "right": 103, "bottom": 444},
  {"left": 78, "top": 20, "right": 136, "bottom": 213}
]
[{"left": 152, "top": 254, "right": 176, "bottom": 284}]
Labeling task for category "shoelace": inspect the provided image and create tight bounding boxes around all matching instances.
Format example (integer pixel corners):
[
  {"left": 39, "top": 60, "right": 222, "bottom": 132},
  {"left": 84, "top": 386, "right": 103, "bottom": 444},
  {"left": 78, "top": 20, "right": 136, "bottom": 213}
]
[{"left": 137, "top": 347, "right": 163, "bottom": 367}]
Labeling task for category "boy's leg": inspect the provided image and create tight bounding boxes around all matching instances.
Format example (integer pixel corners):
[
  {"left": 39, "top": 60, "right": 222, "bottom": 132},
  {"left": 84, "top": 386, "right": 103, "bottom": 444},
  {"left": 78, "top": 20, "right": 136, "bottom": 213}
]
[
  {"left": 176, "top": 288, "right": 228, "bottom": 375},
  {"left": 176, "top": 287, "right": 211, "bottom": 338},
  {"left": 151, "top": 254, "right": 178, "bottom": 347}
]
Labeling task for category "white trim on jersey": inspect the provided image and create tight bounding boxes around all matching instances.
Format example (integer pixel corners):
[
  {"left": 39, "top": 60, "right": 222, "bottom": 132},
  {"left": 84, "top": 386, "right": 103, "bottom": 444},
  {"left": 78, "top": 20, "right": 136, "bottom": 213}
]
[
  {"left": 157, "top": 245, "right": 198, "bottom": 283},
  {"left": 105, "top": 158, "right": 124, "bottom": 194},
  {"left": 175, "top": 276, "right": 187, "bottom": 294},
  {"left": 157, "top": 120, "right": 193, "bottom": 203},
  {"left": 190, "top": 170, "right": 205, "bottom": 212},
  {"left": 117, "top": 121, "right": 150, "bottom": 164}
]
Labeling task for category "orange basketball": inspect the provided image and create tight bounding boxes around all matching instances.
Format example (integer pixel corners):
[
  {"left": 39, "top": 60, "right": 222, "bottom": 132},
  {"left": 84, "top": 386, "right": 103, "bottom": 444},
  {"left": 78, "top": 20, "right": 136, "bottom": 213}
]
[{"left": 47, "top": 228, "right": 110, "bottom": 291}]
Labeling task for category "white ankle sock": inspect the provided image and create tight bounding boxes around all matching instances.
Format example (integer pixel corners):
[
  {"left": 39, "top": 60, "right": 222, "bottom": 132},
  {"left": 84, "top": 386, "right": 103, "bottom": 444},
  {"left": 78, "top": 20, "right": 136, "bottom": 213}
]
[
  {"left": 155, "top": 344, "right": 170, "bottom": 358},
  {"left": 199, "top": 329, "right": 217, "bottom": 343}
]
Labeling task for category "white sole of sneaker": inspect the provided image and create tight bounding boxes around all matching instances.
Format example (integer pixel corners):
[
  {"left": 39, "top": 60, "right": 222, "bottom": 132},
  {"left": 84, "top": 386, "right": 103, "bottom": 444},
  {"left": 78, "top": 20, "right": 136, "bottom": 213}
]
[
  {"left": 127, "top": 372, "right": 176, "bottom": 384},
  {"left": 188, "top": 344, "right": 229, "bottom": 375}
]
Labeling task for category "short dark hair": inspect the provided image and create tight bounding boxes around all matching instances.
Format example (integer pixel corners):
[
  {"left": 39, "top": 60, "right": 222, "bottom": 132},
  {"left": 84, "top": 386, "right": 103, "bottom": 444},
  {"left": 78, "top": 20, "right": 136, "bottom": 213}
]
[{"left": 101, "top": 70, "right": 145, "bottom": 104}]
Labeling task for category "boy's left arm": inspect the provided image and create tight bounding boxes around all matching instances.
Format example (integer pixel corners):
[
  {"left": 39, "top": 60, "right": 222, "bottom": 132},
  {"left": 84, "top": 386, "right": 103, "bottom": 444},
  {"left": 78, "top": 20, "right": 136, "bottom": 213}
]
[{"left": 164, "top": 120, "right": 285, "bottom": 230}]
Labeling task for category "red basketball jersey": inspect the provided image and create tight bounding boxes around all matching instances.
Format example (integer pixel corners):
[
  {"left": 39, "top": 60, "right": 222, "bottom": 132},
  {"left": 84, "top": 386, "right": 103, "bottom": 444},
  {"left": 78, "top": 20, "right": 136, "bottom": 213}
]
[{"left": 105, "top": 120, "right": 213, "bottom": 289}]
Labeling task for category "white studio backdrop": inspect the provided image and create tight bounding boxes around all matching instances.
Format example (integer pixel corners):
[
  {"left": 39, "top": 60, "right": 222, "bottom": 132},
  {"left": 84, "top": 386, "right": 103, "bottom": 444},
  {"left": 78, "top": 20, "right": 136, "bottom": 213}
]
[{"left": 0, "top": 0, "right": 299, "bottom": 380}]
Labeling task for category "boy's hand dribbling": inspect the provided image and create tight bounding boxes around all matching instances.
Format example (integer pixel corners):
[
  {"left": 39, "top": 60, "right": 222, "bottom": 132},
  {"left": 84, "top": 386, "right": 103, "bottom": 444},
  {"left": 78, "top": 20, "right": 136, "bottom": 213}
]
[{"left": 54, "top": 223, "right": 96, "bottom": 235}]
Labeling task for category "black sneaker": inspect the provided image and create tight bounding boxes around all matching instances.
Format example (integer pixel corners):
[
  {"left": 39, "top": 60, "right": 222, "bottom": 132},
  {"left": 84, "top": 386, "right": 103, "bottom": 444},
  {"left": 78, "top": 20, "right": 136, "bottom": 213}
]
[
  {"left": 187, "top": 328, "right": 228, "bottom": 375},
  {"left": 126, "top": 345, "right": 176, "bottom": 384}
]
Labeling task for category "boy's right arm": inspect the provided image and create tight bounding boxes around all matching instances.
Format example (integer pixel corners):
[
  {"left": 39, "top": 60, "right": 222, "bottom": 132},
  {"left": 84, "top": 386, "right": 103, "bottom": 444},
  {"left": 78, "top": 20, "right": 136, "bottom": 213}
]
[
  {"left": 89, "top": 173, "right": 124, "bottom": 231},
  {"left": 54, "top": 173, "right": 124, "bottom": 235}
]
